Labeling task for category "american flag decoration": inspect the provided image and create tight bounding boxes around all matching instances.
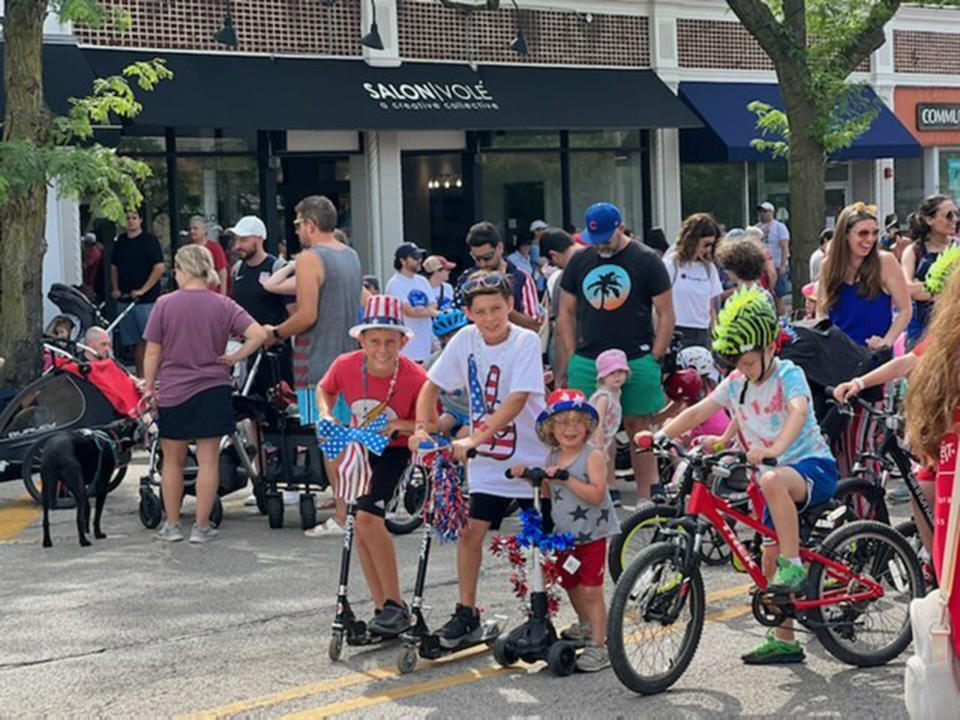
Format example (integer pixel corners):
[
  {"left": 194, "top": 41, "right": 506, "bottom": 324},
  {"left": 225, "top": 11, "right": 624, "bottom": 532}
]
[
  {"left": 467, "top": 355, "right": 516, "bottom": 460},
  {"left": 316, "top": 415, "right": 390, "bottom": 503},
  {"left": 351, "top": 294, "right": 410, "bottom": 338}
]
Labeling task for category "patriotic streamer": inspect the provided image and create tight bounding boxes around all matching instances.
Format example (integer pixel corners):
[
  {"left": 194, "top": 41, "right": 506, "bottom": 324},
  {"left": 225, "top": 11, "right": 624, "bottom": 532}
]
[
  {"left": 489, "top": 509, "right": 575, "bottom": 618},
  {"left": 428, "top": 453, "right": 468, "bottom": 542},
  {"left": 316, "top": 415, "right": 390, "bottom": 504}
]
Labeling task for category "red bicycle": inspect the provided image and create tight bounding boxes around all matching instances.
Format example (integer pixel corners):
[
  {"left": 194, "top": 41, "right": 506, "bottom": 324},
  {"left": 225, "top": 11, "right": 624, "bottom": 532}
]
[{"left": 607, "top": 435, "right": 924, "bottom": 696}]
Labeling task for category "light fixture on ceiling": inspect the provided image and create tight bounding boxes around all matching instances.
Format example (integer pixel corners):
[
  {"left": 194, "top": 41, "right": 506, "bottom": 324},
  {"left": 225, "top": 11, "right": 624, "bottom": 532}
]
[
  {"left": 360, "top": 0, "right": 385, "bottom": 50},
  {"left": 213, "top": 1, "right": 238, "bottom": 48},
  {"left": 509, "top": 0, "right": 528, "bottom": 56}
]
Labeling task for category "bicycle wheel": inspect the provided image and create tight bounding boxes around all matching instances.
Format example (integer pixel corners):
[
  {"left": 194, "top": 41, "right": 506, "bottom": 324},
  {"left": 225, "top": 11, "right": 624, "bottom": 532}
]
[
  {"left": 834, "top": 476, "right": 888, "bottom": 523},
  {"left": 808, "top": 520, "right": 923, "bottom": 667},
  {"left": 607, "top": 504, "right": 679, "bottom": 581},
  {"left": 894, "top": 520, "right": 937, "bottom": 590},
  {"left": 607, "top": 541, "right": 705, "bottom": 695},
  {"left": 385, "top": 463, "right": 426, "bottom": 535}
]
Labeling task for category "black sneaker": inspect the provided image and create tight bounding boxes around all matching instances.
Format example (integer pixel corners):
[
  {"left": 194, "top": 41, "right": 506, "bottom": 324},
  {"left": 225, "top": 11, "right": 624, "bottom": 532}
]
[
  {"left": 438, "top": 603, "right": 481, "bottom": 649},
  {"left": 609, "top": 489, "right": 623, "bottom": 508},
  {"left": 368, "top": 600, "right": 410, "bottom": 637}
]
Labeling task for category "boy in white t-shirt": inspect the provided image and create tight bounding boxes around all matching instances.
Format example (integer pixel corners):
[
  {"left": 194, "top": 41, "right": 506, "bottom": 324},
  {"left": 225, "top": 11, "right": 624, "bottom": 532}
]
[
  {"left": 385, "top": 242, "right": 437, "bottom": 364},
  {"left": 411, "top": 270, "right": 548, "bottom": 649}
]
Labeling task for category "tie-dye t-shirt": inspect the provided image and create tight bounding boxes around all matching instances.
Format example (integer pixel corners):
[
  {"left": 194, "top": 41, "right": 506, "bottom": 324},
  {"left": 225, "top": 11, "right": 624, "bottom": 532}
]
[{"left": 709, "top": 359, "right": 832, "bottom": 466}]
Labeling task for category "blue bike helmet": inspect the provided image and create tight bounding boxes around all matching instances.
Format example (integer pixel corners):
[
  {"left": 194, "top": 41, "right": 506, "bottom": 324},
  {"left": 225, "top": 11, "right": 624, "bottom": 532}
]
[{"left": 433, "top": 308, "right": 468, "bottom": 337}]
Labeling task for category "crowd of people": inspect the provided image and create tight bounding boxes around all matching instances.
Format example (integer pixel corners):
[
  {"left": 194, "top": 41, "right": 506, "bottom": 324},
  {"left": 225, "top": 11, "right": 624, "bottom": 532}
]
[{"left": 34, "top": 186, "right": 960, "bottom": 677}]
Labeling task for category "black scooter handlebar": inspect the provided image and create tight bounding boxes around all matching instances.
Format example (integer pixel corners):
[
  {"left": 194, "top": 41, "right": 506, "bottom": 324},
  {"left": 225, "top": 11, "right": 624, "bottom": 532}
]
[{"left": 503, "top": 467, "right": 570, "bottom": 484}]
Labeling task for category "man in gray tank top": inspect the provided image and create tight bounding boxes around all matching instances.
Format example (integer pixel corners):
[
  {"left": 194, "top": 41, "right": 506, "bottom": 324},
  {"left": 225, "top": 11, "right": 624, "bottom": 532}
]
[{"left": 263, "top": 195, "right": 362, "bottom": 406}]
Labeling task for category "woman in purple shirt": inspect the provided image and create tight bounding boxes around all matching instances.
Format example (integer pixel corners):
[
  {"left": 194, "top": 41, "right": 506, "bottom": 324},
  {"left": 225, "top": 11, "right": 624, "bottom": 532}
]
[{"left": 143, "top": 244, "right": 265, "bottom": 543}]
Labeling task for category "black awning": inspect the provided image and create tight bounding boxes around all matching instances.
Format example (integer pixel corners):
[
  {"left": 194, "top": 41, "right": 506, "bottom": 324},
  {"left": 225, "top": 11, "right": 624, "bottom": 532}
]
[
  {"left": 81, "top": 49, "right": 701, "bottom": 132},
  {"left": 0, "top": 42, "right": 96, "bottom": 118}
]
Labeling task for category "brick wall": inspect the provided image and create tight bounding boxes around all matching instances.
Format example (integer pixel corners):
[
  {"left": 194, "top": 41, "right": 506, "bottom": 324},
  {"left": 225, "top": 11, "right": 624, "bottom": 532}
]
[
  {"left": 895, "top": 30, "right": 960, "bottom": 74},
  {"left": 75, "top": 0, "right": 649, "bottom": 67}
]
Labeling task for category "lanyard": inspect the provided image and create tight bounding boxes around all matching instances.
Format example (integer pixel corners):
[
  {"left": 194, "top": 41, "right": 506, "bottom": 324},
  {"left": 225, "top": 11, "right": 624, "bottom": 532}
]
[{"left": 359, "top": 356, "right": 400, "bottom": 428}]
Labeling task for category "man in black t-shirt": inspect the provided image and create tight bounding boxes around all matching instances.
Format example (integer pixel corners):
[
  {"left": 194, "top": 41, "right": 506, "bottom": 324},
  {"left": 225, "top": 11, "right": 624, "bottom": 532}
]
[
  {"left": 228, "top": 215, "right": 294, "bottom": 391},
  {"left": 110, "top": 208, "right": 165, "bottom": 376},
  {"left": 556, "top": 202, "right": 675, "bottom": 501}
]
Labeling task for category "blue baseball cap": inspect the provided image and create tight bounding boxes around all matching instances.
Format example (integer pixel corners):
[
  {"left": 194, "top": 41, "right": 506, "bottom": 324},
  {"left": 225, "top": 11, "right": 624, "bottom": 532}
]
[{"left": 581, "top": 202, "right": 623, "bottom": 245}]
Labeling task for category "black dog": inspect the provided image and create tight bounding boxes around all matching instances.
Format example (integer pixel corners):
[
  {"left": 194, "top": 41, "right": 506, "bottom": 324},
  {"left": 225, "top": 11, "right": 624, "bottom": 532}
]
[{"left": 41, "top": 418, "right": 142, "bottom": 548}]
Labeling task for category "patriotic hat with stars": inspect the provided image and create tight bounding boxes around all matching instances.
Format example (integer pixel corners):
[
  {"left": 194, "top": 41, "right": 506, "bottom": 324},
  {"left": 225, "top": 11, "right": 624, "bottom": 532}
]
[
  {"left": 536, "top": 388, "right": 599, "bottom": 444},
  {"left": 349, "top": 295, "right": 415, "bottom": 340}
]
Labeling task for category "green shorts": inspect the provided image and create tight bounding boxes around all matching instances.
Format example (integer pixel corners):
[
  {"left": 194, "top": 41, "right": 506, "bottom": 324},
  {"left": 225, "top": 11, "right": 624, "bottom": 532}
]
[{"left": 568, "top": 352, "right": 665, "bottom": 417}]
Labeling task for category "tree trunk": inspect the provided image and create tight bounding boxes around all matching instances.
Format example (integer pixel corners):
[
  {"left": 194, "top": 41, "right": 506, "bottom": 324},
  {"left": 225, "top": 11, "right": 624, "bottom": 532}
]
[
  {"left": 780, "top": 78, "right": 825, "bottom": 312},
  {"left": 1, "top": 1, "right": 49, "bottom": 388}
]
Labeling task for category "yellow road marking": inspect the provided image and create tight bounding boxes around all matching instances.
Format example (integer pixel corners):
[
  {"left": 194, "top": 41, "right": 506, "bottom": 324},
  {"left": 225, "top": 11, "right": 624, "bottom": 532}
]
[
  {"left": 280, "top": 665, "right": 514, "bottom": 720},
  {"left": 0, "top": 495, "right": 39, "bottom": 541},
  {"left": 185, "top": 581, "right": 756, "bottom": 720}
]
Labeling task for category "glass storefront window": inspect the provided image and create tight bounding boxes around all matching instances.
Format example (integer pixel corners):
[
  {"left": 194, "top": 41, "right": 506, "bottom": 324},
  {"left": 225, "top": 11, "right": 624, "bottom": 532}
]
[
  {"left": 568, "top": 130, "right": 641, "bottom": 149},
  {"left": 939, "top": 149, "right": 960, "bottom": 200},
  {"left": 681, "top": 163, "right": 747, "bottom": 230},
  {"left": 894, "top": 156, "right": 924, "bottom": 224},
  {"left": 117, "top": 135, "right": 165, "bottom": 154},
  {"left": 477, "top": 131, "right": 560, "bottom": 150},
  {"left": 176, "top": 155, "right": 260, "bottom": 246},
  {"left": 569, "top": 151, "right": 644, "bottom": 232},
  {"left": 476, "top": 152, "right": 561, "bottom": 249}
]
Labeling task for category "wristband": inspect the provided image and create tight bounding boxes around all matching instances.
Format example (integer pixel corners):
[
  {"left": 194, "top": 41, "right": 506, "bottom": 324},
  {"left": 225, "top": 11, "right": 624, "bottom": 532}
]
[
  {"left": 852, "top": 377, "right": 865, "bottom": 392},
  {"left": 272, "top": 327, "right": 283, "bottom": 340}
]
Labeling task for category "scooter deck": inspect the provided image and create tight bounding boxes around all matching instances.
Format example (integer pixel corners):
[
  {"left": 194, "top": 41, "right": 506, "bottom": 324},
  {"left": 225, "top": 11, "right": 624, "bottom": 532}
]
[{"left": 417, "top": 621, "right": 501, "bottom": 660}]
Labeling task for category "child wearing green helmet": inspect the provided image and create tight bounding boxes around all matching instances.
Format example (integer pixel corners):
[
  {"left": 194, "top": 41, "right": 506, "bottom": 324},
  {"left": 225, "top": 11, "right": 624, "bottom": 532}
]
[{"left": 636, "top": 285, "right": 839, "bottom": 665}]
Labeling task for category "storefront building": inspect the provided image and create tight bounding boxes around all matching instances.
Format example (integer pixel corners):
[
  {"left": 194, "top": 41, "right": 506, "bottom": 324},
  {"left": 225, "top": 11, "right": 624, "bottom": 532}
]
[{"left": 6, "top": 0, "right": 960, "bottom": 302}]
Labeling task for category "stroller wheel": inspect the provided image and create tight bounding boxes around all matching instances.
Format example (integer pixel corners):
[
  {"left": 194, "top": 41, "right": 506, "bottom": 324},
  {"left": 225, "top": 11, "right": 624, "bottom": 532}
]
[
  {"left": 300, "top": 493, "right": 317, "bottom": 530},
  {"left": 266, "top": 493, "right": 284, "bottom": 529},
  {"left": 210, "top": 496, "right": 224, "bottom": 529},
  {"left": 139, "top": 489, "right": 163, "bottom": 529},
  {"left": 253, "top": 480, "right": 268, "bottom": 515}
]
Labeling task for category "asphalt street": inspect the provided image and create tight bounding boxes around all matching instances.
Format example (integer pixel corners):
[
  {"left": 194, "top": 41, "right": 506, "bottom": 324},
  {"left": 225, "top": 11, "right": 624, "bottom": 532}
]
[{"left": 0, "top": 454, "right": 912, "bottom": 719}]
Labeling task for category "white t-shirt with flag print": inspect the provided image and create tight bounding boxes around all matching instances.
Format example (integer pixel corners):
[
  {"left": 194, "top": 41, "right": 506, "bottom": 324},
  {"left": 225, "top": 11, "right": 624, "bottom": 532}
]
[{"left": 428, "top": 323, "right": 548, "bottom": 497}]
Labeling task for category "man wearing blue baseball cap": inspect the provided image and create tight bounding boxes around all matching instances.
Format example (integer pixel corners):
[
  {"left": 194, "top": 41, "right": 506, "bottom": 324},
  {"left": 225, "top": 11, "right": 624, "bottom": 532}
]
[{"left": 556, "top": 202, "right": 675, "bottom": 502}]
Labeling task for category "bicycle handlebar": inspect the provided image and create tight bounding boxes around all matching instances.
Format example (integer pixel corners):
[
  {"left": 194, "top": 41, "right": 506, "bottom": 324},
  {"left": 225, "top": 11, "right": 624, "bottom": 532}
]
[
  {"left": 504, "top": 467, "right": 570, "bottom": 484},
  {"left": 825, "top": 387, "right": 891, "bottom": 420},
  {"left": 638, "top": 433, "right": 776, "bottom": 471}
]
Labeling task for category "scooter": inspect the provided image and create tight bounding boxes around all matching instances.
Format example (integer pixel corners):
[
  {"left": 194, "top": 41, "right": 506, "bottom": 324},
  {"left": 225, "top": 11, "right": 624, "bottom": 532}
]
[
  {"left": 492, "top": 465, "right": 585, "bottom": 677},
  {"left": 397, "top": 439, "right": 502, "bottom": 674}
]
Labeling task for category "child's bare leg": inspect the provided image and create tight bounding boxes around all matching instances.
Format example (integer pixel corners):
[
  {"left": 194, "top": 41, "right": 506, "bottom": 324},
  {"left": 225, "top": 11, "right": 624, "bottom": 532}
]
[
  {"left": 568, "top": 584, "right": 606, "bottom": 645},
  {"left": 761, "top": 542, "right": 794, "bottom": 642}
]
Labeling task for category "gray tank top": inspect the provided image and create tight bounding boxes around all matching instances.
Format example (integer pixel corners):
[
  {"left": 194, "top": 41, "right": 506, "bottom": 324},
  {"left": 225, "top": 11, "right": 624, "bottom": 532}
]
[
  {"left": 548, "top": 445, "right": 621, "bottom": 543},
  {"left": 293, "top": 243, "right": 362, "bottom": 388}
]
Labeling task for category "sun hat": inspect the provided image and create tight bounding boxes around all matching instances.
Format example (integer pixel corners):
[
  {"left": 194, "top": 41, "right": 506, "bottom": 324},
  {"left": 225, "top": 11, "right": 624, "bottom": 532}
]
[
  {"left": 595, "top": 348, "right": 630, "bottom": 381},
  {"left": 349, "top": 295, "right": 414, "bottom": 340},
  {"left": 423, "top": 255, "right": 456, "bottom": 274},
  {"left": 226, "top": 215, "right": 267, "bottom": 238},
  {"left": 535, "top": 389, "right": 599, "bottom": 444}
]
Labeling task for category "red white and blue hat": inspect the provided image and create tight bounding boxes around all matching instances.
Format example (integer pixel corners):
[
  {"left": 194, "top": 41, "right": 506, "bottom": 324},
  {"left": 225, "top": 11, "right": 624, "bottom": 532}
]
[
  {"left": 535, "top": 388, "right": 599, "bottom": 443},
  {"left": 349, "top": 295, "right": 414, "bottom": 339}
]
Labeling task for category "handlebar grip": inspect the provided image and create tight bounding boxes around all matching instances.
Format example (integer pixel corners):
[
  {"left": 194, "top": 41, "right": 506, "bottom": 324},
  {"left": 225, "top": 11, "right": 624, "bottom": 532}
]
[
  {"left": 504, "top": 469, "right": 513, "bottom": 479},
  {"left": 466, "top": 448, "right": 478, "bottom": 459},
  {"left": 553, "top": 469, "right": 569, "bottom": 481},
  {"left": 825, "top": 385, "right": 836, "bottom": 397},
  {"left": 761, "top": 458, "right": 777, "bottom": 467},
  {"left": 635, "top": 434, "right": 654, "bottom": 451}
]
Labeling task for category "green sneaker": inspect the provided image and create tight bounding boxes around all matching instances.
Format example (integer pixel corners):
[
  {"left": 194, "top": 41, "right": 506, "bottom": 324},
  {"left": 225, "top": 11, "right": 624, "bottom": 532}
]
[
  {"left": 741, "top": 632, "right": 805, "bottom": 665},
  {"left": 768, "top": 556, "right": 806, "bottom": 593}
]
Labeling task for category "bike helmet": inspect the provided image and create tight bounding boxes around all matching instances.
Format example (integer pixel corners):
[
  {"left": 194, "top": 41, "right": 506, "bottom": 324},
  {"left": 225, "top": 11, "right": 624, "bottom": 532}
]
[
  {"left": 925, "top": 244, "right": 960, "bottom": 295},
  {"left": 677, "top": 346, "right": 720, "bottom": 384},
  {"left": 432, "top": 308, "right": 468, "bottom": 338},
  {"left": 664, "top": 369, "right": 703, "bottom": 403},
  {"left": 712, "top": 285, "right": 780, "bottom": 359}
]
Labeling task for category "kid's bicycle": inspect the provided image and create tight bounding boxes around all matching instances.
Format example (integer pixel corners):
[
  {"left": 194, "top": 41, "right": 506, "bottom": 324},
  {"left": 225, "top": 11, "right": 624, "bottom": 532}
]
[{"left": 607, "top": 435, "right": 924, "bottom": 696}]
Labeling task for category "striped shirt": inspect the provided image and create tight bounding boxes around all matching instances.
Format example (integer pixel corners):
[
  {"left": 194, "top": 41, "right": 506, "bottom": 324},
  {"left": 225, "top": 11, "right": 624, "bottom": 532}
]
[{"left": 458, "top": 260, "right": 542, "bottom": 321}]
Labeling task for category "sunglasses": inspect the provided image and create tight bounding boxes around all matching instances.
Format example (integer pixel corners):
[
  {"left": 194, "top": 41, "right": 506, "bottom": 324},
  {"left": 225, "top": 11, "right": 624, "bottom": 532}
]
[
  {"left": 293, "top": 218, "right": 310, "bottom": 228},
  {"left": 470, "top": 249, "right": 498, "bottom": 263},
  {"left": 942, "top": 210, "right": 958, "bottom": 220},
  {"left": 461, "top": 272, "right": 510, "bottom": 296}
]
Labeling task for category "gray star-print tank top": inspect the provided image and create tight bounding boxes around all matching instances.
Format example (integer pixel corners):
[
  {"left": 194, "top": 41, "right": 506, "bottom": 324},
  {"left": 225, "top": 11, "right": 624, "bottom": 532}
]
[{"left": 547, "top": 445, "right": 620, "bottom": 544}]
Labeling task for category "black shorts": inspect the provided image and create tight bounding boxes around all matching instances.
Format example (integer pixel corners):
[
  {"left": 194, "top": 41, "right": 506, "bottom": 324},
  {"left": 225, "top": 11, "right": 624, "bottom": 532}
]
[
  {"left": 356, "top": 447, "right": 412, "bottom": 518},
  {"left": 468, "top": 493, "right": 553, "bottom": 532},
  {"left": 158, "top": 385, "right": 235, "bottom": 440}
]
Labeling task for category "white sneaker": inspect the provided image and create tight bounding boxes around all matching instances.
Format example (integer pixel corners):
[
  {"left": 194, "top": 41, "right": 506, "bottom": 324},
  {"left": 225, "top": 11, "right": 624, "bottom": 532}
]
[
  {"left": 243, "top": 494, "right": 258, "bottom": 507},
  {"left": 189, "top": 525, "right": 220, "bottom": 544},
  {"left": 322, "top": 518, "right": 345, "bottom": 536},
  {"left": 155, "top": 522, "right": 183, "bottom": 543}
]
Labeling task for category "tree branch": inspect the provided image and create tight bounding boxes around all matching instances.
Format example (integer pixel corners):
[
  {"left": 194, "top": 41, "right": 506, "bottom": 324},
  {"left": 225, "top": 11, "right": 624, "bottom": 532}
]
[
  {"left": 725, "top": 0, "right": 800, "bottom": 68},
  {"left": 831, "top": 0, "right": 901, "bottom": 77}
]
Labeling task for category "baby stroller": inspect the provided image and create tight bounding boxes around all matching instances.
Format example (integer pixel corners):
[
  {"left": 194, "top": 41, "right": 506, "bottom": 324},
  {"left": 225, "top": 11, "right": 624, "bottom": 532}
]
[
  {"left": 137, "top": 349, "right": 330, "bottom": 530},
  {"left": 46, "top": 283, "right": 137, "bottom": 338}
]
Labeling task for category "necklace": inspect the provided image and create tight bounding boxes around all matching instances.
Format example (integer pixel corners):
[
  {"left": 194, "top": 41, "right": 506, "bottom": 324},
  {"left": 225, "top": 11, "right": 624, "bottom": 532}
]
[{"left": 360, "top": 356, "right": 400, "bottom": 428}]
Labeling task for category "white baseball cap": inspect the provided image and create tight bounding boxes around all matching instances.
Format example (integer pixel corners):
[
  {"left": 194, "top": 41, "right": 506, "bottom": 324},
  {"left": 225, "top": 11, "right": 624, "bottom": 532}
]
[
  {"left": 757, "top": 202, "right": 775, "bottom": 213},
  {"left": 529, "top": 219, "right": 549, "bottom": 232},
  {"left": 227, "top": 215, "right": 267, "bottom": 238}
]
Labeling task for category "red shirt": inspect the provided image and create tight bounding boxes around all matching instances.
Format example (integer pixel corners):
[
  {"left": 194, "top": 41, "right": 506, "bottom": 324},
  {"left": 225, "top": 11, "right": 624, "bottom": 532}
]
[
  {"left": 319, "top": 350, "right": 427, "bottom": 448},
  {"left": 205, "top": 240, "right": 229, "bottom": 293}
]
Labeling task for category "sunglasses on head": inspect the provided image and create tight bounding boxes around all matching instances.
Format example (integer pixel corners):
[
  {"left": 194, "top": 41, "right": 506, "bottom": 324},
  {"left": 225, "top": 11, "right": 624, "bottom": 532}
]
[{"left": 461, "top": 272, "right": 510, "bottom": 296}]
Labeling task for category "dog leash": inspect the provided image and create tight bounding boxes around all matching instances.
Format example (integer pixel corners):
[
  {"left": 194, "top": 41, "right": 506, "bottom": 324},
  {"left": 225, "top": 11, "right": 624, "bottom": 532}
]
[{"left": 77, "top": 429, "right": 118, "bottom": 491}]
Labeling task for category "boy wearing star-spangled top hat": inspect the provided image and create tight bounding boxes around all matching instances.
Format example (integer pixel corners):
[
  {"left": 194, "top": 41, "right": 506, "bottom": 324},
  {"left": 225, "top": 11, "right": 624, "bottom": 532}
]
[
  {"left": 316, "top": 295, "right": 427, "bottom": 638},
  {"left": 526, "top": 387, "right": 620, "bottom": 673}
]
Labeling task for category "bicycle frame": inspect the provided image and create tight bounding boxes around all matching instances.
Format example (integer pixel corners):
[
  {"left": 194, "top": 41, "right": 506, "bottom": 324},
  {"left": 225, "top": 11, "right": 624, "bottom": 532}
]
[{"left": 684, "top": 478, "right": 885, "bottom": 611}]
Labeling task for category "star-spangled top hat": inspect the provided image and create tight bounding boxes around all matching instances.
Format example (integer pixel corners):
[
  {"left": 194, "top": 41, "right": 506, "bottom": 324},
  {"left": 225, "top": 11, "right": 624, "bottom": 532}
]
[
  {"left": 349, "top": 295, "right": 414, "bottom": 340},
  {"left": 535, "top": 388, "right": 599, "bottom": 444}
]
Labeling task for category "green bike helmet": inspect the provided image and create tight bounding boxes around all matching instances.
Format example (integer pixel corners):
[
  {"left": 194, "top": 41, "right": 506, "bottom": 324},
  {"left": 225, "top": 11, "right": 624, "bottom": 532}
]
[
  {"left": 925, "top": 245, "right": 960, "bottom": 296},
  {"left": 712, "top": 285, "right": 779, "bottom": 358}
]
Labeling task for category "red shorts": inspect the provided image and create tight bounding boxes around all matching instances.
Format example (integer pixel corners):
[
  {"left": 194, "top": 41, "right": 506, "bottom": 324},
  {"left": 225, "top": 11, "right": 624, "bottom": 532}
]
[{"left": 557, "top": 538, "right": 607, "bottom": 589}]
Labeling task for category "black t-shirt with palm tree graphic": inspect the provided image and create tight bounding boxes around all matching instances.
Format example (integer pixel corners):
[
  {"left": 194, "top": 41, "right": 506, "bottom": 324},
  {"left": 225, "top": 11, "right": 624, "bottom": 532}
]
[{"left": 560, "top": 239, "right": 671, "bottom": 359}]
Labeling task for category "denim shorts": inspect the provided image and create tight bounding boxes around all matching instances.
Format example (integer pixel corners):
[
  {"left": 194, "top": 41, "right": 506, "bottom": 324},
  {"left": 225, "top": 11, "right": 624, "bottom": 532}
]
[
  {"left": 774, "top": 268, "right": 791, "bottom": 298},
  {"left": 117, "top": 302, "right": 154, "bottom": 346},
  {"left": 762, "top": 456, "right": 839, "bottom": 532}
]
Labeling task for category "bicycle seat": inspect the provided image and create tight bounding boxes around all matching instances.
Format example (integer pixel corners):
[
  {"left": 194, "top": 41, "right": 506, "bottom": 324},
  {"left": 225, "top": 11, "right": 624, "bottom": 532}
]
[{"left": 799, "top": 499, "right": 840, "bottom": 538}]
